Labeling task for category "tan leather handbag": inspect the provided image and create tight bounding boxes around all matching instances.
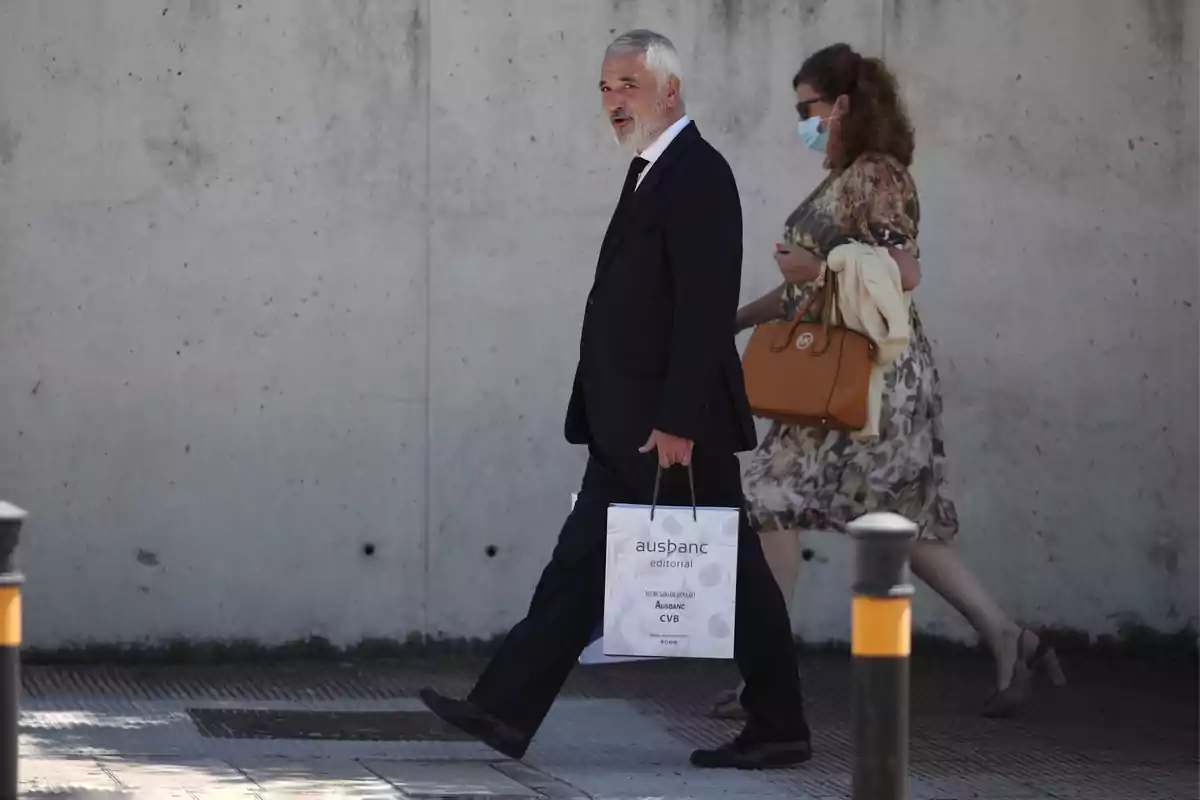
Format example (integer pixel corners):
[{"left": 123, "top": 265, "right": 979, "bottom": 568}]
[{"left": 742, "top": 273, "right": 875, "bottom": 430}]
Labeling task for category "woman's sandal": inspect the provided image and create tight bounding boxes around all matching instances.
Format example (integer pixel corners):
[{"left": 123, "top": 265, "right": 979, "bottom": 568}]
[
  {"left": 981, "top": 628, "right": 1067, "bottom": 719},
  {"left": 706, "top": 687, "right": 748, "bottom": 720}
]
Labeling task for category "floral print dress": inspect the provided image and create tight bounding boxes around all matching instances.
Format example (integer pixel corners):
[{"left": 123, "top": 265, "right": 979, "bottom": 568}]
[{"left": 742, "top": 153, "right": 959, "bottom": 542}]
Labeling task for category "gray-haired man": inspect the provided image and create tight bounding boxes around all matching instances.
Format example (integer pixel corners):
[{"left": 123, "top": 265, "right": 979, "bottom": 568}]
[{"left": 420, "top": 30, "right": 813, "bottom": 770}]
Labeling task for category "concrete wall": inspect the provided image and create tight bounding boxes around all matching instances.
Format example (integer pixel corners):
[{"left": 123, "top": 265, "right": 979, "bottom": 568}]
[{"left": 0, "top": 0, "right": 1194, "bottom": 650}]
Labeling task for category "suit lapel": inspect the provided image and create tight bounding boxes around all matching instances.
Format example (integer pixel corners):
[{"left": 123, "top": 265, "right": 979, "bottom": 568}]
[
  {"left": 624, "top": 122, "right": 698, "bottom": 223},
  {"left": 594, "top": 122, "right": 701, "bottom": 278},
  {"left": 596, "top": 194, "right": 630, "bottom": 271}
]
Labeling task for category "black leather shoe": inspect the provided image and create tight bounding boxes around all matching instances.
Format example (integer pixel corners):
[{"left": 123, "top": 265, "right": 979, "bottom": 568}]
[
  {"left": 419, "top": 688, "right": 530, "bottom": 760},
  {"left": 690, "top": 733, "right": 812, "bottom": 769}
]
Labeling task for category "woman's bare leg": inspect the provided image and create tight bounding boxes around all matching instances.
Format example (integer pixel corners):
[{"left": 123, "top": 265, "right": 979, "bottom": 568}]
[
  {"left": 759, "top": 523, "right": 802, "bottom": 611},
  {"left": 908, "top": 540, "right": 1024, "bottom": 690},
  {"left": 710, "top": 522, "right": 802, "bottom": 716}
]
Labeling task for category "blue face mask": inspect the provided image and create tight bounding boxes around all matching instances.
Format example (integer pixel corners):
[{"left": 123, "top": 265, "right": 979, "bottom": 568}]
[{"left": 797, "top": 115, "right": 829, "bottom": 153}]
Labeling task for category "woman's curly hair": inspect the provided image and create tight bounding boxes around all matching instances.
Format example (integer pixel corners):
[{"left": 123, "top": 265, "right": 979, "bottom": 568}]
[{"left": 794, "top": 43, "right": 915, "bottom": 169}]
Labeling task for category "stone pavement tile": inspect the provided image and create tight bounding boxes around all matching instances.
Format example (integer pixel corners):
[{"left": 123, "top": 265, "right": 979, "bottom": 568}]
[
  {"left": 537, "top": 765, "right": 796, "bottom": 799},
  {"left": 233, "top": 757, "right": 399, "bottom": 798},
  {"left": 908, "top": 767, "right": 1053, "bottom": 799},
  {"left": 21, "top": 756, "right": 119, "bottom": 793},
  {"left": 99, "top": 757, "right": 259, "bottom": 797},
  {"left": 22, "top": 699, "right": 503, "bottom": 764},
  {"left": 1122, "top": 765, "right": 1200, "bottom": 799},
  {"left": 1003, "top": 764, "right": 1199, "bottom": 800},
  {"left": 362, "top": 760, "right": 540, "bottom": 798},
  {"left": 21, "top": 707, "right": 198, "bottom": 757},
  {"left": 491, "top": 763, "right": 589, "bottom": 800},
  {"left": 763, "top": 770, "right": 850, "bottom": 800},
  {"left": 22, "top": 793, "right": 134, "bottom": 799},
  {"left": 525, "top": 698, "right": 797, "bottom": 798}
]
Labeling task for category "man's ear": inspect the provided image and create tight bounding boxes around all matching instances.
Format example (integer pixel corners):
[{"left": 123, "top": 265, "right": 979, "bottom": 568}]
[{"left": 666, "top": 75, "right": 682, "bottom": 107}]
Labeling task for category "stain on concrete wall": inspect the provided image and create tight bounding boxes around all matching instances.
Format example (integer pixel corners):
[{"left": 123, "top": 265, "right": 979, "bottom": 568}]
[
  {"left": 1141, "top": 0, "right": 1185, "bottom": 59},
  {"left": 0, "top": 120, "right": 19, "bottom": 165},
  {"left": 143, "top": 111, "right": 215, "bottom": 186}
]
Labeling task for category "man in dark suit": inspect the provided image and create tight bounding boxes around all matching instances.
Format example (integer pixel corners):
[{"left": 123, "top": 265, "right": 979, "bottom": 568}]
[{"left": 420, "top": 29, "right": 812, "bottom": 769}]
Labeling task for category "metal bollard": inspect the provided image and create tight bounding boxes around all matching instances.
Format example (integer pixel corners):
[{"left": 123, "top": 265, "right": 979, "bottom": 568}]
[
  {"left": 0, "top": 502, "right": 25, "bottom": 800},
  {"left": 848, "top": 512, "right": 917, "bottom": 800}
]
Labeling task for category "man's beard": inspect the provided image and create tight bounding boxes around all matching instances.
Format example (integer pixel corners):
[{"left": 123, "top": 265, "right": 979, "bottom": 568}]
[{"left": 613, "top": 99, "right": 669, "bottom": 154}]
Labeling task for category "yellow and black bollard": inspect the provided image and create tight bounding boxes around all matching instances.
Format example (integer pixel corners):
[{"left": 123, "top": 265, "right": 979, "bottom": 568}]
[
  {"left": 0, "top": 502, "right": 25, "bottom": 800},
  {"left": 848, "top": 512, "right": 917, "bottom": 800}
]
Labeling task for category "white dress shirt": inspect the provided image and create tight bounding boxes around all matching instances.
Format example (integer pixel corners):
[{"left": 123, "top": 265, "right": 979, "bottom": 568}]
[{"left": 635, "top": 114, "right": 692, "bottom": 189}]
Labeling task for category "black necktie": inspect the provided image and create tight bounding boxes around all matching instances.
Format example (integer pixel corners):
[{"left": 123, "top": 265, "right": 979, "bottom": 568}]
[
  {"left": 624, "top": 156, "right": 649, "bottom": 194},
  {"left": 615, "top": 156, "right": 649, "bottom": 217}
]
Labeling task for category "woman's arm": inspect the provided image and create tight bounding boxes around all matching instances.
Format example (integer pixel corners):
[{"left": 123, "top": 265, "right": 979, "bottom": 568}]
[
  {"left": 735, "top": 283, "right": 787, "bottom": 333},
  {"left": 843, "top": 155, "right": 924, "bottom": 292}
]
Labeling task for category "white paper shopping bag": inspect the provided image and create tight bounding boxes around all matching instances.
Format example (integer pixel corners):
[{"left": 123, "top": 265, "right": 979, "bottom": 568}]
[{"left": 602, "top": 468, "right": 739, "bottom": 659}]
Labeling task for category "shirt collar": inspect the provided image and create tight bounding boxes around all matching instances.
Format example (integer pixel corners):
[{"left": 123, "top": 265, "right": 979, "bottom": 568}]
[{"left": 638, "top": 114, "right": 692, "bottom": 166}]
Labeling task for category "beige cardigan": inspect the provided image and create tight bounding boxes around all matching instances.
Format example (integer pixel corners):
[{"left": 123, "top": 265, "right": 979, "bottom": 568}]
[{"left": 825, "top": 242, "right": 912, "bottom": 439}]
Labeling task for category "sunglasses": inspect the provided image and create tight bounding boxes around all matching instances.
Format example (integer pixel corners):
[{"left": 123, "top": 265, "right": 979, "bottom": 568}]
[{"left": 795, "top": 97, "right": 825, "bottom": 120}]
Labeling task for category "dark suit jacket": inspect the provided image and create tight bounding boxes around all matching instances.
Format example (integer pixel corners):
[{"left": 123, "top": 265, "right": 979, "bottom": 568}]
[{"left": 564, "top": 121, "right": 757, "bottom": 456}]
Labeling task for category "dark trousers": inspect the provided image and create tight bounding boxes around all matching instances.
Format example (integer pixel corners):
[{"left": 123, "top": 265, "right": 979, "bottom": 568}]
[{"left": 468, "top": 446, "right": 811, "bottom": 743}]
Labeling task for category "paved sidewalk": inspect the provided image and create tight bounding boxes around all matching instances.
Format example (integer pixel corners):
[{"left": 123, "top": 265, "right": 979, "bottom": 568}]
[{"left": 18, "top": 650, "right": 1198, "bottom": 798}]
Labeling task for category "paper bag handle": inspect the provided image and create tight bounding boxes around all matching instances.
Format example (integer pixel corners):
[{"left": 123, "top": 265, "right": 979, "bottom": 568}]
[{"left": 650, "top": 464, "right": 697, "bottom": 522}]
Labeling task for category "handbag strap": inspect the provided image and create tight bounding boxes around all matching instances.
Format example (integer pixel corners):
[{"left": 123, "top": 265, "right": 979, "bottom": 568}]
[
  {"left": 772, "top": 269, "right": 837, "bottom": 353},
  {"left": 815, "top": 270, "right": 838, "bottom": 355},
  {"left": 649, "top": 464, "right": 697, "bottom": 522},
  {"left": 771, "top": 276, "right": 827, "bottom": 352}
]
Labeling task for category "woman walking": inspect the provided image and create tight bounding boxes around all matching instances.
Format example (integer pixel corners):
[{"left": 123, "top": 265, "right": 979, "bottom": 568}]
[{"left": 711, "top": 43, "right": 1065, "bottom": 720}]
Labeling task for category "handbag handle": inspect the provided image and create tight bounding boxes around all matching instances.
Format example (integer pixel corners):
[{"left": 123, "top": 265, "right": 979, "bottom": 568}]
[
  {"left": 770, "top": 279, "right": 826, "bottom": 353},
  {"left": 770, "top": 270, "right": 838, "bottom": 354},
  {"left": 649, "top": 463, "right": 698, "bottom": 522}
]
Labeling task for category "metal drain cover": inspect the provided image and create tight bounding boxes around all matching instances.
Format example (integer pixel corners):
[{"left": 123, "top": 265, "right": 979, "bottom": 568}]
[{"left": 186, "top": 708, "right": 474, "bottom": 742}]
